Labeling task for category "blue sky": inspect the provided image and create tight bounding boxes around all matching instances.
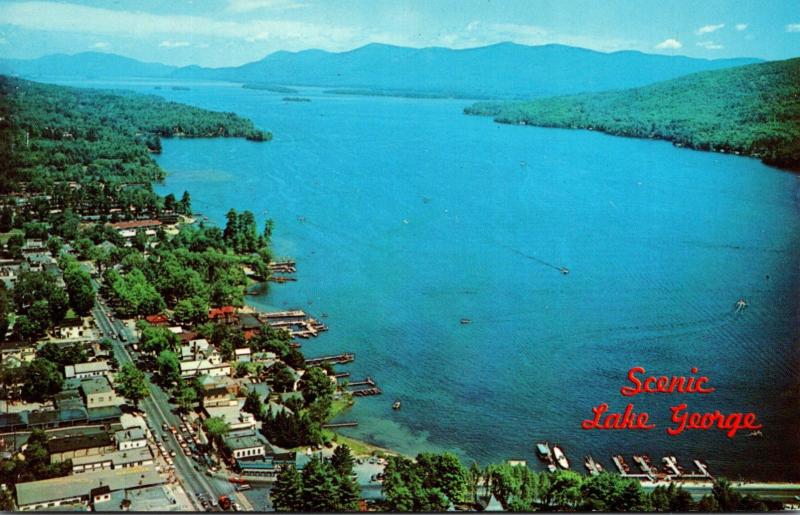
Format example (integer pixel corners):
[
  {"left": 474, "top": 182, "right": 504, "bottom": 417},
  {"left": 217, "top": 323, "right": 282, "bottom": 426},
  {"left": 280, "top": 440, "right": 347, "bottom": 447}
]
[{"left": 0, "top": 0, "right": 798, "bottom": 66}]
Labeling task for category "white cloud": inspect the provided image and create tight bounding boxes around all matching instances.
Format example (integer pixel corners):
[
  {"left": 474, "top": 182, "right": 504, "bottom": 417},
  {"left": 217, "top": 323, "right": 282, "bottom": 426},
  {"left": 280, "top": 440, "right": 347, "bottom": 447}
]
[
  {"left": 735, "top": 23, "right": 748, "bottom": 31},
  {"left": 159, "top": 40, "right": 191, "bottom": 48},
  {"left": 90, "top": 41, "right": 109, "bottom": 49},
  {"left": 787, "top": 24, "right": 800, "bottom": 32},
  {"left": 0, "top": 1, "right": 360, "bottom": 51},
  {"left": 695, "top": 24, "right": 725, "bottom": 35},
  {"left": 697, "top": 40, "right": 723, "bottom": 50},
  {"left": 227, "top": 0, "right": 305, "bottom": 12},
  {"left": 654, "top": 38, "right": 682, "bottom": 49}
]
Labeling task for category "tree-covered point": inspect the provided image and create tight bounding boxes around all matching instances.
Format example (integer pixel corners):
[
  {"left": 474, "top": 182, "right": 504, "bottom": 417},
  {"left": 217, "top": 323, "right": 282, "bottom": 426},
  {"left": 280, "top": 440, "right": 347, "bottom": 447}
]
[
  {"left": 0, "top": 75, "right": 271, "bottom": 200},
  {"left": 465, "top": 57, "right": 800, "bottom": 169}
]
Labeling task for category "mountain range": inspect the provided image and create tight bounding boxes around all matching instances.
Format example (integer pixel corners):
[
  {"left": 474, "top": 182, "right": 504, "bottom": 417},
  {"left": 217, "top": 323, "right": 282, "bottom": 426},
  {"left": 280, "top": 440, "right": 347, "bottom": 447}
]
[{"left": 0, "top": 43, "right": 762, "bottom": 99}]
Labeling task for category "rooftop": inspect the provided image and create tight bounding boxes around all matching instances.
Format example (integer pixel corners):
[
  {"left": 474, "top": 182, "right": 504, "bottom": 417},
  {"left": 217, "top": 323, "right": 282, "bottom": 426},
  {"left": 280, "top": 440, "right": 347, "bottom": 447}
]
[
  {"left": 79, "top": 376, "right": 113, "bottom": 396},
  {"left": 48, "top": 431, "right": 112, "bottom": 454},
  {"left": 223, "top": 432, "right": 267, "bottom": 451},
  {"left": 109, "top": 219, "right": 162, "bottom": 230},
  {"left": 71, "top": 446, "right": 153, "bottom": 468},
  {"left": 15, "top": 466, "right": 164, "bottom": 507},
  {"left": 115, "top": 427, "right": 147, "bottom": 442}
]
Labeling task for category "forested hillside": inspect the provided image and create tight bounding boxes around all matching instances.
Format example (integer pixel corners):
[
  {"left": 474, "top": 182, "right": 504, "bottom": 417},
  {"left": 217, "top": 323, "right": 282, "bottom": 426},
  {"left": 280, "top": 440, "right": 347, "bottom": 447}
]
[
  {"left": 466, "top": 57, "right": 800, "bottom": 169},
  {"left": 0, "top": 76, "right": 270, "bottom": 198}
]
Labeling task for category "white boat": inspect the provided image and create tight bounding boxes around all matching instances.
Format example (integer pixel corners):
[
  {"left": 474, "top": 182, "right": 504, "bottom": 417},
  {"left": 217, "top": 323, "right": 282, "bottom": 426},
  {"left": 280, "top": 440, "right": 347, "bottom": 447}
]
[{"left": 553, "top": 445, "right": 570, "bottom": 469}]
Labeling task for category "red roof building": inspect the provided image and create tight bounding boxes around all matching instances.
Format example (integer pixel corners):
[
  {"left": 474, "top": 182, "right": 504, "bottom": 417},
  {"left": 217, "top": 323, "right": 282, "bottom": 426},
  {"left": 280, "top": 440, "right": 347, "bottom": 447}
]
[{"left": 145, "top": 314, "right": 169, "bottom": 325}]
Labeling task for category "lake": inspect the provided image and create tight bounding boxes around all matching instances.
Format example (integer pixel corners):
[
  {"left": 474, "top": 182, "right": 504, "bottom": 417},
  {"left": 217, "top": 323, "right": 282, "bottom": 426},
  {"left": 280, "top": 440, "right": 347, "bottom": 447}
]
[{"left": 61, "top": 79, "right": 800, "bottom": 481}]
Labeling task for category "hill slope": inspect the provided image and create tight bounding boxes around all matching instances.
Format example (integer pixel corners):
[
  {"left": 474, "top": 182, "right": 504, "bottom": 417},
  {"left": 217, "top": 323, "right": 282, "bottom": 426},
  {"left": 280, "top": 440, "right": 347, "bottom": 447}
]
[
  {"left": 465, "top": 57, "right": 800, "bottom": 169},
  {"left": 0, "top": 52, "right": 176, "bottom": 79},
  {"left": 172, "top": 42, "right": 761, "bottom": 98}
]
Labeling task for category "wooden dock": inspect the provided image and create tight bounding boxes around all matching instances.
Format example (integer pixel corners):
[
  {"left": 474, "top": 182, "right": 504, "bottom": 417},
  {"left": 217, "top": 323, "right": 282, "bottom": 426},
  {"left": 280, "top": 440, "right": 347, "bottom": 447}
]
[
  {"left": 348, "top": 377, "right": 376, "bottom": 388},
  {"left": 334, "top": 372, "right": 351, "bottom": 379},
  {"left": 260, "top": 310, "right": 307, "bottom": 319},
  {"left": 305, "top": 352, "right": 355, "bottom": 366},
  {"left": 268, "top": 260, "right": 297, "bottom": 274},
  {"left": 351, "top": 387, "right": 382, "bottom": 397},
  {"left": 322, "top": 421, "right": 358, "bottom": 428}
]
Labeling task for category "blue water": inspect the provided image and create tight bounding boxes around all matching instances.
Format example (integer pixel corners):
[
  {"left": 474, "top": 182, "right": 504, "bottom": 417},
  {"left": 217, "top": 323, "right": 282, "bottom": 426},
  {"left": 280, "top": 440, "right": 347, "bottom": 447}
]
[{"left": 57, "top": 79, "right": 800, "bottom": 480}]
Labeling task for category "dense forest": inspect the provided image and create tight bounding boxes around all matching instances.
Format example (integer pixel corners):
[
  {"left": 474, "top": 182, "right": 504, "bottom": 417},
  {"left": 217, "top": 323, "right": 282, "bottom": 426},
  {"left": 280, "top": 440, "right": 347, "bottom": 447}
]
[
  {"left": 466, "top": 57, "right": 800, "bottom": 169},
  {"left": 0, "top": 75, "right": 271, "bottom": 199}
]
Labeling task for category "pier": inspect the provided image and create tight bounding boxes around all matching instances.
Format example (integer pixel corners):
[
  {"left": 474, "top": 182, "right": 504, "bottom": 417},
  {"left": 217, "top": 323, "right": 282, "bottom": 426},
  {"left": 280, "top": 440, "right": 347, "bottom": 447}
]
[
  {"left": 305, "top": 352, "right": 355, "bottom": 366},
  {"left": 348, "top": 377, "right": 376, "bottom": 388},
  {"left": 322, "top": 421, "right": 358, "bottom": 428},
  {"left": 351, "top": 387, "right": 382, "bottom": 397},
  {"left": 259, "top": 310, "right": 327, "bottom": 338},
  {"left": 610, "top": 454, "right": 712, "bottom": 482},
  {"left": 334, "top": 372, "right": 351, "bottom": 379},
  {"left": 268, "top": 260, "right": 297, "bottom": 274}
]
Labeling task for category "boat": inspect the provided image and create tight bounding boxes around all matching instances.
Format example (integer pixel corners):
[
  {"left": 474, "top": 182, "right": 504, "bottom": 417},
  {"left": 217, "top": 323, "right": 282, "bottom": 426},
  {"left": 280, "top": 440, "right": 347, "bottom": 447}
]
[
  {"left": 535, "top": 443, "right": 552, "bottom": 459},
  {"left": 460, "top": 318, "right": 472, "bottom": 325},
  {"left": 584, "top": 454, "right": 603, "bottom": 475},
  {"left": 552, "top": 445, "right": 570, "bottom": 469},
  {"left": 392, "top": 400, "right": 401, "bottom": 410},
  {"left": 747, "top": 430, "right": 763, "bottom": 438},
  {"left": 560, "top": 267, "right": 569, "bottom": 275}
]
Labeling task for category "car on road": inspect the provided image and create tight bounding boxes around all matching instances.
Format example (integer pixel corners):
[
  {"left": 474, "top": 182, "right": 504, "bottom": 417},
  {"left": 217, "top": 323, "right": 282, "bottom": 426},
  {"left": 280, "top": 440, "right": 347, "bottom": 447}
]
[
  {"left": 235, "top": 484, "right": 251, "bottom": 492},
  {"left": 162, "top": 422, "right": 169, "bottom": 431},
  {"left": 170, "top": 450, "right": 177, "bottom": 457}
]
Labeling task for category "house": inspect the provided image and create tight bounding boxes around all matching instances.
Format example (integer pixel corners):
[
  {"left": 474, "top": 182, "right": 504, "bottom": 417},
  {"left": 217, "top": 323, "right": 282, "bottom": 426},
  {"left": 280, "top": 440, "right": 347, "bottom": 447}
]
[
  {"left": 0, "top": 339, "right": 36, "bottom": 364},
  {"left": 208, "top": 306, "right": 236, "bottom": 324},
  {"left": 180, "top": 359, "right": 230, "bottom": 378},
  {"left": 48, "top": 431, "right": 115, "bottom": 463},
  {"left": 235, "top": 347, "right": 251, "bottom": 362},
  {"left": 109, "top": 219, "right": 162, "bottom": 238},
  {"left": 201, "top": 385, "right": 235, "bottom": 408},
  {"left": 145, "top": 314, "right": 169, "bottom": 326},
  {"left": 222, "top": 432, "right": 266, "bottom": 461},
  {"left": 78, "top": 376, "right": 119, "bottom": 409},
  {"left": 179, "top": 338, "right": 213, "bottom": 361},
  {"left": 72, "top": 447, "right": 154, "bottom": 473},
  {"left": 65, "top": 360, "right": 110, "bottom": 379},
  {"left": 0, "top": 259, "right": 21, "bottom": 289},
  {"left": 56, "top": 317, "right": 96, "bottom": 340},
  {"left": 15, "top": 466, "right": 164, "bottom": 511},
  {"left": 234, "top": 443, "right": 300, "bottom": 478},
  {"left": 204, "top": 402, "right": 256, "bottom": 432},
  {"left": 114, "top": 427, "right": 147, "bottom": 451}
]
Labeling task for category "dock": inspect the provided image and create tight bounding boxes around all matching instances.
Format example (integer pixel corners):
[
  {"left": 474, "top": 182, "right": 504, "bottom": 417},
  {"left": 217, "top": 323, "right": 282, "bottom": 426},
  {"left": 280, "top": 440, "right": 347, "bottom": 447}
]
[
  {"left": 268, "top": 260, "right": 297, "bottom": 274},
  {"left": 351, "top": 387, "right": 382, "bottom": 397},
  {"left": 348, "top": 377, "right": 376, "bottom": 388},
  {"left": 260, "top": 310, "right": 307, "bottom": 319},
  {"left": 322, "top": 421, "right": 358, "bottom": 428},
  {"left": 334, "top": 372, "right": 351, "bottom": 379},
  {"left": 260, "top": 311, "right": 328, "bottom": 338},
  {"left": 610, "top": 454, "right": 712, "bottom": 481},
  {"left": 305, "top": 352, "right": 355, "bottom": 366}
]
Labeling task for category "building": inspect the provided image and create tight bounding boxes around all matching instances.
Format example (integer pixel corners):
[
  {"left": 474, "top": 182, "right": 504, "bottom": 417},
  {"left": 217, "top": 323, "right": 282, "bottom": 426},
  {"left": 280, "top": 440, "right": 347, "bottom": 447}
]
[
  {"left": 109, "top": 219, "right": 162, "bottom": 239},
  {"left": 222, "top": 432, "right": 266, "bottom": 461},
  {"left": 234, "top": 347, "right": 251, "bottom": 362},
  {"left": 65, "top": 360, "right": 110, "bottom": 379},
  {"left": 15, "top": 466, "right": 164, "bottom": 511},
  {"left": 72, "top": 447, "right": 154, "bottom": 474},
  {"left": 180, "top": 359, "right": 230, "bottom": 378},
  {"left": 78, "top": 376, "right": 119, "bottom": 409},
  {"left": 48, "top": 431, "right": 115, "bottom": 463},
  {"left": 204, "top": 402, "right": 256, "bottom": 432},
  {"left": 208, "top": 306, "right": 236, "bottom": 324},
  {"left": 57, "top": 317, "right": 95, "bottom": 340},
  {"left": 114, "top": 427, "right": 148, "bottom": 451}
]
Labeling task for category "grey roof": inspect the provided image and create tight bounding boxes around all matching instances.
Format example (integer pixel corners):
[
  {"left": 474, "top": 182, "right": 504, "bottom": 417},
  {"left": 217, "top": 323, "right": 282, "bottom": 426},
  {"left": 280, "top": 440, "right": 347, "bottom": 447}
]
[
  {"left": 72, "top": 447, "right": 152, "bottom": 468},
  {"left": 114, "top": 427, "right": 146, "bottom": 443},
  {"left": 15, "top": 466, "right": 164, "bottom": 507},
  {"left": 80, "top": 376, "right": 113, "bottom": 396},
  {"left": 223, "top": 432, "right": 266, "bottom": 451},
  {"left": 48, "top": 431, "right": 112, "bottom": 454}
]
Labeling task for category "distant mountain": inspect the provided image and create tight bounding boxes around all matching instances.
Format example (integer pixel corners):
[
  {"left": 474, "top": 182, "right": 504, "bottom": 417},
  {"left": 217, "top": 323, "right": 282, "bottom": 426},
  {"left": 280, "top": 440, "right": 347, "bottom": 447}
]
[
  {"left": 0, "top": 52, "right": 176, "bottom": 79},
  {"left": 466, "top": 57, "right": 800, "bottom": 168},
  {"left": 1, "top": 43, "right": 761, "bottom": 99},
  {"left": 171, "top": 42, "right": 762, "bottom": 98}
]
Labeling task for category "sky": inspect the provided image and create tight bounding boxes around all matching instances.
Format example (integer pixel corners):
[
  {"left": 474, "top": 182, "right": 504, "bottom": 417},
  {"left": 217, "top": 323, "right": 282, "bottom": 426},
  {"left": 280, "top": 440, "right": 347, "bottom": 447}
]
[{"left": 0, "top": 0, "right": 798, "bottom": 67}]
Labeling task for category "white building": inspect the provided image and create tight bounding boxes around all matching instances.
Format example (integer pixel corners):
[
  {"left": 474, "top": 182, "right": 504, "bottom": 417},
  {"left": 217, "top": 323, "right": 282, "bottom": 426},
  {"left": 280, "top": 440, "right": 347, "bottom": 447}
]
[
  {"left": 115, "top": 427, "right": 148, "bottom": 451},
  {"left": 65, "top": 360, "right": 110, "bottom": 379}
]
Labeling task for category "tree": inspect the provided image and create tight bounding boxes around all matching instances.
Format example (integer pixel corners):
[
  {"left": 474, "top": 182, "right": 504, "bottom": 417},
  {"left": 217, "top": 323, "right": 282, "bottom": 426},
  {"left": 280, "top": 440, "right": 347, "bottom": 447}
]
[
  {"left": 138, "top": 325, "right": 179, "bottom": 355},
  {"left": 712, "top": 478, "right": 740, "bottom": 512},
  {"left": 21, "top": 359, "right": 63, "bottom": 402},
  {"left": 331, "top": 445, "right": 360, "bottom": 511},
  {"left": 416, "top": 452, "right": 470, "bottom": 505},
  {"left": 698, "top": 494, "right": 720, "bottom": 512},
  {"left": 270, "top": 363, "right": 297, "bottom": 393},
  {"left": 175, "top": 382, "right": 198, "bottom": 412},
  {"left": 179, "top": 191, "right": 192, "bottom": 215},
  {"left": 331, "top": 444, "right": 356, "bottom": 477},
  {"left": 62, "top": 259, "right": 95, "bottom": 316},
  {"left": 299, "top": 367, "right": 335, "bottom": 406},
  {"left": 301, "top": 455, "right": 338, "bottom": 511},
  {"left": 546, "top": 469, "right": 583, "bottom": 510},
  {"left": 243, "top": 388, "right": 264, "bottom": 418},
  {"left": 203, "top": 416, "right": 230, "bottom": 449},
  {"left": 156, "top": 350, "right": 181, "bottom": 385},
  {"left": 0, "top": 283, "right": 10, "bottom": 340},
  {"left": 271, "top": 465, "right": 303, "bottom": 512},
  {"left": 46, "top": 236, "right": 62, "bottom": 257},
  {"left": 173, "top": 296, "right": 208, "bottom": 325},
  {"left": 115, "top": 363, "right": 150, "bottom": 408}
]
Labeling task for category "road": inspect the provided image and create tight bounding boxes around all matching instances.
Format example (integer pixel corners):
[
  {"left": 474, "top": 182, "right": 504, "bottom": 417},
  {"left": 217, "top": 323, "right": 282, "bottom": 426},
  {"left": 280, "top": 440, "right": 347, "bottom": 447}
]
[{"left": 91, "top": 288, "right": 255, "bottom": 511}]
